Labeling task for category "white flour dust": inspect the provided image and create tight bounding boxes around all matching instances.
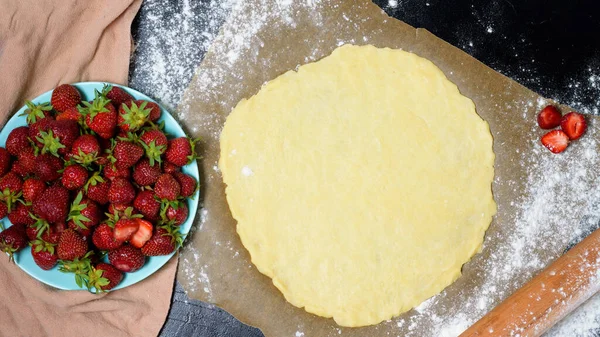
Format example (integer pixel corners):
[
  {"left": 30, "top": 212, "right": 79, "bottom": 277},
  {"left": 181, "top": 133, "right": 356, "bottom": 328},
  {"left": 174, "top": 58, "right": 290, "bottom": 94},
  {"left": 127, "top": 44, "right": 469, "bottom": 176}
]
[{"left": 135, "top": 1, "right": 600, "bottom": 336}]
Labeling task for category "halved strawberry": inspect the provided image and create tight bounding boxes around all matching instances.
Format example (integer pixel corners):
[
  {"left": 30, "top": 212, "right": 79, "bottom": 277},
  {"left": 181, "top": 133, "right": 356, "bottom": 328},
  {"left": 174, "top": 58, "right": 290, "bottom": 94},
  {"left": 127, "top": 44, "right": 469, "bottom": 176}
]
[
  {"left": 541, "top": 130, "right": 569, "bottom": 154},
  {"left": 560, "top": 112, "right": 587, "bottom": 140},
  {"left": 113, "top": 219, "right": 139, "bottom": 242},
  {"left": 130, "top": 219, "right": 153, "bottom": 248},
  {"left": 537, "top": 105, "right": 562, "bottom": 129}
]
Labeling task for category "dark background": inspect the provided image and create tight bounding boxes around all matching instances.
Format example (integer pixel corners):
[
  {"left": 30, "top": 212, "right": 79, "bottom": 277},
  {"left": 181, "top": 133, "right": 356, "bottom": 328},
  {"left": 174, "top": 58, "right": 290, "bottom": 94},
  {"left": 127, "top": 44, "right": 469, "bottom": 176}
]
[{"left": 130, "top": 1, "right": 600, "bottom": 336}]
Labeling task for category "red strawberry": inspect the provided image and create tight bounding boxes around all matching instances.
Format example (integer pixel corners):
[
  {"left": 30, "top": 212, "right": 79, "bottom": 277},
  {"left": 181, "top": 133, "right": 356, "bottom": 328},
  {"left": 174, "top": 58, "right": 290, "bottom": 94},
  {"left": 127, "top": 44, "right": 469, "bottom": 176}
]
[
  {"left": 165, "top": 137, "right": 197, "bottom": 167},
  {"left": 29, "top": 117, "right": 54, "bottom": 147},
  {"left": 541, "top": 105, "right": 561, "bottom": 126},
  {"left": 8, "top": 203, "right": 35, "bottom": 226},
  {"left": 541, "top": 130, "right": 569, "bottom": 154},
  {"left": 118, "top": 100, "right": 152, "bottom": 132},
  {"left": 17, "top": 147, "right": 37, "bottom": 174},
  {"left": 10, "top": 161, "right": 28, "bottom": 178},
  {"left": 145, "top": 101, "right": 161, "bottom": 122},
  {"left": 62, "top": 165, "right": 88, "bottom": 190},
  {"left": 0, "top": 147, "right": 11, "bottom": 177},
  {"left": 163, "top": 161, "right": 180, "bottom": 174},
  {"left": 45, "top": 119, "right": 79, "bottom": 155},
  {"left": 133, "top": 159, "right": 161, "bottom": 186},
  {"left": 174, "top": 172, "right": 197, "bottom": 198},
  {"left": 92, "top": 223, "right": 123, "bottom": 251},
  {"left": 133, "top": 190, "right": 160, "bottom": 221},
  {"left": 141, "top": 228, "right": 178, "bottom": 256},
  {"left": 112, "top": 141, "right": 144, "bottom": 169},
  {"left": 6, "top": 126, "right": 31, "bottom": 156},
  {"left": 85, "top": 175, "right": 111, "bottom": 205},
  {"left": 103, "top": 164, "right": 130, "bottom": 180},
  {"left": 108, "top": 244, "right": 145, "bottom": 272},
  {"left": 20, "top": 101, "right": 53, "bottom": 124},
  {"left": 67, "top": 220, "right": 91, "bottom": 237},
  {"left": 57, "top": 229, "right": 88, "bottom": 260},
  {"left": 33, "top": 185, "right": 70, "bottom": 223},
  {"left": 107, "top": 204, "right": 134, "bottom": 222},
  {"left": 0, "top": 225, "right": 28, "bottom": 261},
  {"left": 154, "top": 174, "right": 180, "bottom": 201},
  {"left": 81, "top": 95, "right": 117, "bottom": 138},
  {"left": 71, "top": 134, "right": 100, "bottom": 166},
  {"left": 0, "top": 172, "right": 23, "bottom": 193},
  {"left": 90, "top": 263, "right": 124, "bottom": 291},
  {"left": 166, "top": 201, "right": 189, "bottom": 226},
  {"left": 0, "top": 202, "right": 7, "bottom": 219},
  {"left": 139, "top": 129, "right": 167, "bottom": 166},
  {"left": 113, "top": 219, "right": 139, "bottom": 242},
  {"left": 0, "top": 172, "right": 23, "bottom": 213},
  {"left": 108, "top": 177, "right": 136, "bottom": 205},
  {"left": 51, "top": 84, "right": 81, "bottom": 113},
  {"left": 560, "top": 112, "right": 587, "bottom": 140},
  {"left": 130, "top": 219, "right": 153, "bottom": 248},
  {"left": 31, "top": 239, "right": 58, "bottom": 270},
  {"left": 34, "top": 154, "right": 62, "bottom": 182},
  {"left": 26, "top": 223, "right": 59, "bottom": 243},
  {"left": 56, "top": 106, "right": 82, "bottom": 123},
  {"left": 67, "top": 193, "right": 102, "bottom": 233},
  {"left": 23, "top": 178, "right": 46, "bottom": 203},
  {"left": 103, "top": 85, "right": 133, "bottom": 109}
]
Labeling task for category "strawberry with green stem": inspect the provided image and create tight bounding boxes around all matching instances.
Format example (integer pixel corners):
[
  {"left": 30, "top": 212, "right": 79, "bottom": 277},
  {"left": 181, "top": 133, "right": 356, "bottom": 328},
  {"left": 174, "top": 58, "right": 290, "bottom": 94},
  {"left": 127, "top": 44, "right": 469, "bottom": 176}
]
[
  {"left": 80, "top": 91, "right": 117, "bottom": 139},
  {"left": 0, "top": 172, "right": 23, "bottom": 213},
  {"left": 87, "top": 263, "right": 123, "bottom": 292},
  {"left": 0, "top": 223, "right": 28, "bottom": 262},
  {"left": 141, "top": 225, "right": 183, "bottom": 256},
  {"left": 84, "top": 172, "right": 110, "bottom": 205},
  {"left": 118, "top": 100, "right": 152, "bottom": 132},
  {"left": 70, "top": 134, "right": 100, "bottom": 168},
  {"left": 139, "top": 129, "right": 167, "bottom": 166},
  {"left": 109, "top": 136, "right": 144, "bottom": 170},
  {"left": 8, "top": 203, "right": 35, "bottom": 226},
  {"left": 20, "top": 101, "right": 53, "bottom": 125},
  {"left": 67, "top": 192, "right": 101, "bottom": 234},
  {"left": 58, "top": 250, "right": 93, "bottom": 288},
  {"left": 165, "top": 137, "right": 201, "bottom": 167},
  {"left": 31, "top": 239, "right": 58, "bottom": 270},
  {"left": 101, "top": 84, "right": 133, "bottom": 109}
]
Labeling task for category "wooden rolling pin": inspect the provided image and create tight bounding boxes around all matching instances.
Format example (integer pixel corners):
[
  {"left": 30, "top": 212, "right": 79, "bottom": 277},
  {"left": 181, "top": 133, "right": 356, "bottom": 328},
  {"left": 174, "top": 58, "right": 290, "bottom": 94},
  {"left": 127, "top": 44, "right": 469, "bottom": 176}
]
[{"left": 460, "top": 227, "right": 600, "bottom": 337}]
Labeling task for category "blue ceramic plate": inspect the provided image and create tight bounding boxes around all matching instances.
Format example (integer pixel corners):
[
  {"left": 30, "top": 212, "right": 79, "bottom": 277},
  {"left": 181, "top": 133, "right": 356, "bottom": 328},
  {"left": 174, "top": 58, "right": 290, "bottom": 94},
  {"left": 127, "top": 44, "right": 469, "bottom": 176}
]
[{"left": 0, "top": 82, "right": 199, "bottom": 291}]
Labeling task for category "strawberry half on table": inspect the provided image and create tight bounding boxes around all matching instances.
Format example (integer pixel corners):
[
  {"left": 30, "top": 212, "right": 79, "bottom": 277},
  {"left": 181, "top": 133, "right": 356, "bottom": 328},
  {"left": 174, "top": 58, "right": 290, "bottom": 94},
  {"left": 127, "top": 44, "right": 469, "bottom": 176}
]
[{"left": 0, "top": 83, "right": 199, "bottom": 292}]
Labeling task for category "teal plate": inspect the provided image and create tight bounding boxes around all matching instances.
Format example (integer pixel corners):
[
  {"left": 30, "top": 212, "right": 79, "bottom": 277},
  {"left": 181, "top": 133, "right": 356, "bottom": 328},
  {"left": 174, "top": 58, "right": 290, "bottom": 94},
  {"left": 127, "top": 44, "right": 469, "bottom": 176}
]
[{"left": 0, "top": 82, "right": 199, "bottom": 291}]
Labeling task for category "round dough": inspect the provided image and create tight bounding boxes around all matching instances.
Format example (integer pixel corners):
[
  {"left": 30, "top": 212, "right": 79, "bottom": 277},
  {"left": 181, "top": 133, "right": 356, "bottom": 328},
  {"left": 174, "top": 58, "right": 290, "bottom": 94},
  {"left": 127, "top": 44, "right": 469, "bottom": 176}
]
[{"left": 219, "top": 44, "right": 496, "bottom": 327}]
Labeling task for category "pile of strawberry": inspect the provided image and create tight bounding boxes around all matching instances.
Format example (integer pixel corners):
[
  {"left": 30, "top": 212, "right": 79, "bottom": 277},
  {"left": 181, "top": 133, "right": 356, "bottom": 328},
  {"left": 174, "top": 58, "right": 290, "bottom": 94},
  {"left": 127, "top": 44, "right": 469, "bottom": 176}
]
[
  {"left": 0, "top": 84, "right": 198, "bottom": 292},
  {"left": 538, "top": 105, "right": 587, "bottom": 153}
]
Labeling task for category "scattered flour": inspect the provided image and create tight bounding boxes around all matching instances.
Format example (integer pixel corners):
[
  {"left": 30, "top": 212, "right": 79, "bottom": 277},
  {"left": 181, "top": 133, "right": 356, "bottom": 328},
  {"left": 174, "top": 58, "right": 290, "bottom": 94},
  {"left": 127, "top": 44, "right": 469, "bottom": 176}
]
[{"left": 131, "top": 1, "right": 600, "bottom": 336}]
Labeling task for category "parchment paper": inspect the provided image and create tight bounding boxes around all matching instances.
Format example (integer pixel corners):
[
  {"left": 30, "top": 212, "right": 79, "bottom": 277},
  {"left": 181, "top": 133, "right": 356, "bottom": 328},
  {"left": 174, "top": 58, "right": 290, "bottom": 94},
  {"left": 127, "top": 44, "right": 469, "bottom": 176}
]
[{"left": 175, "top": 1, "right": 600, "bottom": 336}]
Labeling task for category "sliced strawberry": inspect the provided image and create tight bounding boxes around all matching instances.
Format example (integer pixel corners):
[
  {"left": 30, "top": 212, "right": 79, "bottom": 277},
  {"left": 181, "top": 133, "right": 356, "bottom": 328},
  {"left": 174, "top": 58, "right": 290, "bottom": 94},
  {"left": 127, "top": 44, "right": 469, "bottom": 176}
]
[
  {"left": 130, "top": 219, "right": 153, "bottom": 248},
  {"left": 560, "top": 112, "right": 587, "bottom": 140},
  {"left": 541, "top": 130, "right": 569, "bottom": 154},
  {"left": 537, "top": 105, "right": 562, "bottom": 129},
  {"left": 113, "top": 219, "right": 139, "bottom": 242}
]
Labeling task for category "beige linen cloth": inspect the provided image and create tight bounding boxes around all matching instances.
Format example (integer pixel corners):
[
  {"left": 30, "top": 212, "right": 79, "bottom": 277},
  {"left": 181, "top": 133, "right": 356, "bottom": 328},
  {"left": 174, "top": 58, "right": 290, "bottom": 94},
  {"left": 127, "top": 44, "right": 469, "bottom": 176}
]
[{"left": 0, "top": 1, "right": 178, "bottom": 336}]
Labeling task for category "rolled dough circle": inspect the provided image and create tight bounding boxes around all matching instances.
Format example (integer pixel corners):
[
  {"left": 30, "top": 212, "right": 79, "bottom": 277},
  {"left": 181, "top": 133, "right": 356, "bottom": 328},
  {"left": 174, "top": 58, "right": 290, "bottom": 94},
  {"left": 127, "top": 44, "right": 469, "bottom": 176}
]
[{"left": 219, "top": 44, "right": 496, "bottom": 327}]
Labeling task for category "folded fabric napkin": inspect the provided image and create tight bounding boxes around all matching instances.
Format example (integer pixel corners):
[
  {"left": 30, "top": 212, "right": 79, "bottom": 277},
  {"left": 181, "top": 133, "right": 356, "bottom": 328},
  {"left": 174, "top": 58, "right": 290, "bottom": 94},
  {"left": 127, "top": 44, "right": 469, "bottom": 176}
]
[{"left": 0, "top": 1, "right": 177, "bottom": 336}]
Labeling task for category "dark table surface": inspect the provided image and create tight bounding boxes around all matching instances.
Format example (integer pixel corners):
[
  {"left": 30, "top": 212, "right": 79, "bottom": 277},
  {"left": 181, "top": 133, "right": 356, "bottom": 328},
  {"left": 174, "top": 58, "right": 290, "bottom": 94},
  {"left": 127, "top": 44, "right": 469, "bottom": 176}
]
[{"left": 129, "top": 1, "right": 600, "bottom": 336}]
